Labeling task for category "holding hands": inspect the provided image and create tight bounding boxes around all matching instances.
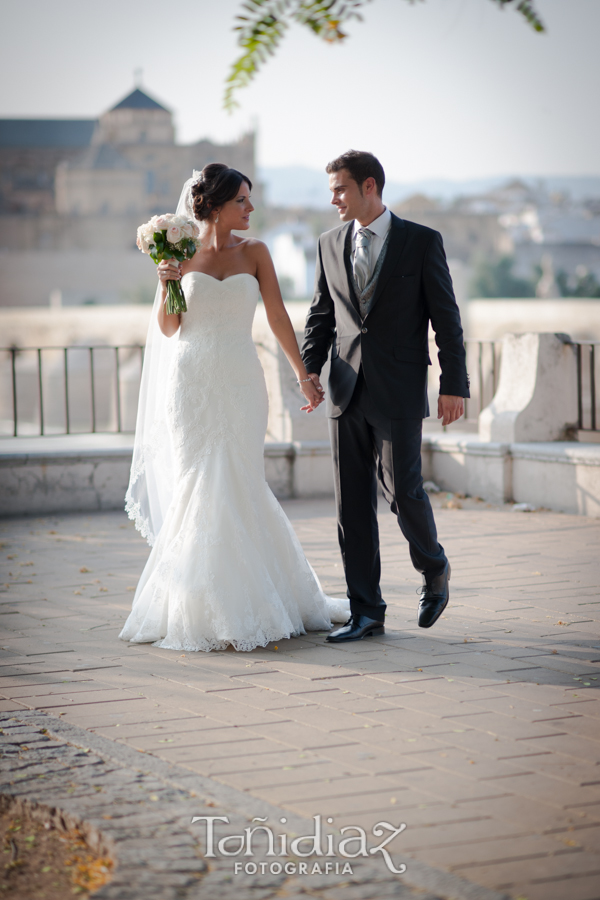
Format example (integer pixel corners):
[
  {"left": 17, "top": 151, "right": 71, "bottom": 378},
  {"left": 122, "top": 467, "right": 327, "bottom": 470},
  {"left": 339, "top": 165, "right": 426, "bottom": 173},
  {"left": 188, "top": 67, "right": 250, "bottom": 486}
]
[{"left": 300, "top": 373, "right": 325, "bottom": 413}]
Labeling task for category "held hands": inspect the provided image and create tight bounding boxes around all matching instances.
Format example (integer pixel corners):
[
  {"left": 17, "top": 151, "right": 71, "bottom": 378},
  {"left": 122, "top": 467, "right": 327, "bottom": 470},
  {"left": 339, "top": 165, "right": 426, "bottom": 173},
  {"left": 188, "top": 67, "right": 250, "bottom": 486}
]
[
  {"left": 438, "top": 394, "right": 464, "bottom": 426},
  {"left": 300, "top": 373, "right": 325, "bottom": 413}
]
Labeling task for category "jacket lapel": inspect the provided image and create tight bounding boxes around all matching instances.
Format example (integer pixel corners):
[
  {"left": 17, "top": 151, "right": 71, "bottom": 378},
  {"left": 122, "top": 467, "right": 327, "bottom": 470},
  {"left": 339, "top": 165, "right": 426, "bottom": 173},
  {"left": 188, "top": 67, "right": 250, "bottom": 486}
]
[
  {"left": 341, "top": 223, "right": 361, "bottom": 316},
  {"left": 332, "top": 221, "right": 360, "bottom": 316},
  {"left": 366, "top": 213, "right": 407, "bottom": 317}
]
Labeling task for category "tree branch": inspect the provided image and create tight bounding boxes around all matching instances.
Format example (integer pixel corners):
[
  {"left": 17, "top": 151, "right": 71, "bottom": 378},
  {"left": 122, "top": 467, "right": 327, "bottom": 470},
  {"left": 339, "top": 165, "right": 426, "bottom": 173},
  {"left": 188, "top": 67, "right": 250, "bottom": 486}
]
[{"left": 224, "top": 0, "right": 545, "bottom": 110}]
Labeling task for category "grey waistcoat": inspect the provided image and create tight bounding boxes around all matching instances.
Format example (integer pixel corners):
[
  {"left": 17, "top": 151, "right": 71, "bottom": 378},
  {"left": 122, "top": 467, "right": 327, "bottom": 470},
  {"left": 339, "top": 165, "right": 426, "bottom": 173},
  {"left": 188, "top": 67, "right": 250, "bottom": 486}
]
[{"left": 349, "top": 227, "right": 392, "bottom": 320}]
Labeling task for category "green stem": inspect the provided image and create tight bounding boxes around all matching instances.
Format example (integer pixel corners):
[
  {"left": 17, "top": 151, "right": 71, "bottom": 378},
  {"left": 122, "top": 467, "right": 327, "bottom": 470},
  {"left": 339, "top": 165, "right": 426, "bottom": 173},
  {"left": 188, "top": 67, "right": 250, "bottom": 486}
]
[{"left": 165, "top": 280, "right": 188, "bottom": 316}]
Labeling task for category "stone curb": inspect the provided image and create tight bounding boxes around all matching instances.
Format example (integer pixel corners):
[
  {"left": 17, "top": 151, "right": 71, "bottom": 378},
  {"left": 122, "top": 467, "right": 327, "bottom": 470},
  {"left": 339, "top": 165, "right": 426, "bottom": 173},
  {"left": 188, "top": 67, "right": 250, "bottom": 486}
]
[{"left": 1, "top": 709, "right": 511, "bottom": 900}]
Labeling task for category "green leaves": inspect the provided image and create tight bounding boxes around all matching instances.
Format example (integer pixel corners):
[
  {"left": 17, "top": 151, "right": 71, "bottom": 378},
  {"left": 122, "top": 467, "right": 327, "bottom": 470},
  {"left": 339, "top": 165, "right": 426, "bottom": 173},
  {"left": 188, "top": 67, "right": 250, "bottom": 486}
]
[
  {"left": 147, "top": 229, "right": 197, "bottom": 266},
  {"left": 224, "top": 0, "right": 545, "bottom": 110},
  {"left": 492, "top": 0, "right": 545, "bottom": 33},
  {"left": 224, "top": 0, "right": 367, "bottom": 110}
]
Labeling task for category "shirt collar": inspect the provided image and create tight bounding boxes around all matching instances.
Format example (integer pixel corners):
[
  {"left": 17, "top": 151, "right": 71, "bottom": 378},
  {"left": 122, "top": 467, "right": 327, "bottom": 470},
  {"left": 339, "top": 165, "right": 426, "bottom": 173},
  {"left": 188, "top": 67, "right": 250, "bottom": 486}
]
[{"left": 353, "top": 206, "right": 391, "bottom": 240}]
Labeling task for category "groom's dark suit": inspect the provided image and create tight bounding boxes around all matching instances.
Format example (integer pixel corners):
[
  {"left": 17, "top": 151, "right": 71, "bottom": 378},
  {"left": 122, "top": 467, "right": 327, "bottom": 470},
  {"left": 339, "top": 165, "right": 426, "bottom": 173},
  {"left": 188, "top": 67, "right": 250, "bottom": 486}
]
[{"left": 301, "top": 212, "right": 469, "bottom": 623}]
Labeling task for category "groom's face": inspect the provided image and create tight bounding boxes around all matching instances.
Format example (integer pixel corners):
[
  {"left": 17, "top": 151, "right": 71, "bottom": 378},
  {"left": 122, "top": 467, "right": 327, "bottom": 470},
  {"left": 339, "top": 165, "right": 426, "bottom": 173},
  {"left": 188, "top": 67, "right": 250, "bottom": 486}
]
[{"left": 329, "top": 169, "right": 365, "bottom": 222}]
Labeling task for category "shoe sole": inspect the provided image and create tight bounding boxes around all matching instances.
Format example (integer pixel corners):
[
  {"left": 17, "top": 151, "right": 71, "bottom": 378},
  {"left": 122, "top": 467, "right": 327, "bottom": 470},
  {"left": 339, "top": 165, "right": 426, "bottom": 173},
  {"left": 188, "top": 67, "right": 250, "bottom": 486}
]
[{"left": 326, "top": 627, "right": 385, "bottom": 643}]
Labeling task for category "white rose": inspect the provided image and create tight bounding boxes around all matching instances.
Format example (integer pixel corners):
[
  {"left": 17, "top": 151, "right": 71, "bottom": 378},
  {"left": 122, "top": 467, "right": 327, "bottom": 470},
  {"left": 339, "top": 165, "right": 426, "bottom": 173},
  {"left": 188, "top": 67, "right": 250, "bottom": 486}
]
[
  {"left": 180, "top": 223, "right": 193, "bottom": 238},
  {"left": 154, "top": 215, "right": 170, "bottom": 231},
  {"left": 136, "top": 227, "right": 150, "bottom": 253},
  {"left": 166, "top": 224, "right": 182, "bottom": 243}
]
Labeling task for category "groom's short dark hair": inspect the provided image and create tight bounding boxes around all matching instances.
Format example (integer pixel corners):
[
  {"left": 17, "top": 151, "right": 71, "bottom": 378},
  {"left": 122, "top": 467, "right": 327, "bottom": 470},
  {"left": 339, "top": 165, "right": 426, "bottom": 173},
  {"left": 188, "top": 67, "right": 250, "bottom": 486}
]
[{"left": 326, "top": 150, "right": 385, "bottom": 197}]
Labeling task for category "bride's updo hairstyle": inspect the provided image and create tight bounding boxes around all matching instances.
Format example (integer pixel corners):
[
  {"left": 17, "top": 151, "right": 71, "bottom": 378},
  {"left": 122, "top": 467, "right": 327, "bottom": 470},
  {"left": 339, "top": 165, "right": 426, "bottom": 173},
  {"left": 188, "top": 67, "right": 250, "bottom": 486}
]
[{"left": 191, "top": 163, "right": 253, "bottom": 221}]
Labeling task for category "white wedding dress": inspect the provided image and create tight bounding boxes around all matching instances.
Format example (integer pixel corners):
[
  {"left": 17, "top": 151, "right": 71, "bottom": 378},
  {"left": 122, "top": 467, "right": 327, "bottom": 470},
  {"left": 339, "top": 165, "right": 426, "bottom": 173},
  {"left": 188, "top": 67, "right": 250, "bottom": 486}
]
[{"left": 119, "top": 272, "right": 348, "bottom": 652}]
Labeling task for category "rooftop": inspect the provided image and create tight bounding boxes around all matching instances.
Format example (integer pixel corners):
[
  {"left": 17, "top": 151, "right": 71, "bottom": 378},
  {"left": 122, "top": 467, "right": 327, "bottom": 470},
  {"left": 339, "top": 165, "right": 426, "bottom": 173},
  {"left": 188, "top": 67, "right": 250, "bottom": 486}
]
[
  {"left": 0, "top": 119, "right": 96, "bottom": 148},
  {"left": 110, "top": 88, "right": 170, "bottom": 113}
]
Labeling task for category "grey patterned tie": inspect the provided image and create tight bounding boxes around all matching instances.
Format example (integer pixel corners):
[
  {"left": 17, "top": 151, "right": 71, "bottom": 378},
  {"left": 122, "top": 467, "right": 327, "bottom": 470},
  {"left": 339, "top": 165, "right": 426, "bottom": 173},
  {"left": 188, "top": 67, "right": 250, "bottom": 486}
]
[{"left": 353, "top": 228, "right": 374, "bottom": 293}]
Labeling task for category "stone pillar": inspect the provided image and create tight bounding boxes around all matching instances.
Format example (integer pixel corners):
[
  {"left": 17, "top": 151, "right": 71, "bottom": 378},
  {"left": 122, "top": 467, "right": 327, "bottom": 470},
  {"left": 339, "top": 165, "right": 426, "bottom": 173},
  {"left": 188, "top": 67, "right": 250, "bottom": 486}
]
[{"left": 479, "top": 332, "right": 578, "bottom": 443}]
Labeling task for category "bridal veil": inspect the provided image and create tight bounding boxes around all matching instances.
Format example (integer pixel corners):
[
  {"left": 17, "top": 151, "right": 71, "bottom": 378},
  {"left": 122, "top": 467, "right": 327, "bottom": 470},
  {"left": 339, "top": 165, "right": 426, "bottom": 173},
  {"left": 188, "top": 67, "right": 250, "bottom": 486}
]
[{"left": 125, "top": 173, "right": 199, "bottom": 545}]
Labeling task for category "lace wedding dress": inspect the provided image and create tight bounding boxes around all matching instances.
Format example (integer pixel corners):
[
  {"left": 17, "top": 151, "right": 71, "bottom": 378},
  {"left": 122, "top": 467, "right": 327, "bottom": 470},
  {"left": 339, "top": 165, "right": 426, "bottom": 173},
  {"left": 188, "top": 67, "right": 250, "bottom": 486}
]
[{"left": 119, "top": 272, "right": 348, "bottom": 652}]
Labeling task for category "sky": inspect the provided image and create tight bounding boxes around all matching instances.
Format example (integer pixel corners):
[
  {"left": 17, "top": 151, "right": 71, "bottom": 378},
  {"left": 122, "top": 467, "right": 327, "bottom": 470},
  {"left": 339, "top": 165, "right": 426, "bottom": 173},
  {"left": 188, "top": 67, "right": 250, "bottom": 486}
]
[{"left": 1, "top": 0, "right": 599, "bottom": 183}]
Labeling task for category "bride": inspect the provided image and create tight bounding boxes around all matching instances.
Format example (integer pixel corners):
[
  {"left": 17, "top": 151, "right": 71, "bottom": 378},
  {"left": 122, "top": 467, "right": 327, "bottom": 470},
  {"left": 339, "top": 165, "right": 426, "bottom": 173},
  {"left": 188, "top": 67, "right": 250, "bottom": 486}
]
[{"left": 119, "top": 164, "right": 349, "bottom": 652}]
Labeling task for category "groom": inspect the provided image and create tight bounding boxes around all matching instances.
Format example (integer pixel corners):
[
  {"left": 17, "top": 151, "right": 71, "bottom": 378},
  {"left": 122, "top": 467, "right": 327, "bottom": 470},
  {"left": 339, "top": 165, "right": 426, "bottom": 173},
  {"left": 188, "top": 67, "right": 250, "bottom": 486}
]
[{"left": 301, "top": 150, "right": 469, "bottom": 643}]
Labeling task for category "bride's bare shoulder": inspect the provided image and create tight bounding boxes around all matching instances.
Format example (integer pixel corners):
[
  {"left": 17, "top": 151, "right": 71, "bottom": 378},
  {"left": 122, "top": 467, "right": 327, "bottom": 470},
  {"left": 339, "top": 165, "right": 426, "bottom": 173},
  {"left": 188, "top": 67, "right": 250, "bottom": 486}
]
[
  {"left": 238, "top": 238, "right": 272, "bottom": 264},
  {"left": 238, "top": 237, "right": 269, "bottom": 252}
]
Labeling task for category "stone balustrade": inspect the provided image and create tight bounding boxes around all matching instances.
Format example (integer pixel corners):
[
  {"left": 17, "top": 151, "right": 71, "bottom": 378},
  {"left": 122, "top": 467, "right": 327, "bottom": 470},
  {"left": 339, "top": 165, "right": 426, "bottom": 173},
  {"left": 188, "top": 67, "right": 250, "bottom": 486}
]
[{"left": 1, "top": 327, "right": 599, "bottom": 518}]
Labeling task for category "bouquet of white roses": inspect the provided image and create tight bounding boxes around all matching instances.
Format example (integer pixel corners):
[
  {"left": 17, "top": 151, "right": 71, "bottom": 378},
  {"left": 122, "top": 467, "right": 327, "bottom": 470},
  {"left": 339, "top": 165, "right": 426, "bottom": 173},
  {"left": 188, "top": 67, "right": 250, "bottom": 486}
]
[{"left": 136, "top": 214, "right": 201, "bottom": 315}]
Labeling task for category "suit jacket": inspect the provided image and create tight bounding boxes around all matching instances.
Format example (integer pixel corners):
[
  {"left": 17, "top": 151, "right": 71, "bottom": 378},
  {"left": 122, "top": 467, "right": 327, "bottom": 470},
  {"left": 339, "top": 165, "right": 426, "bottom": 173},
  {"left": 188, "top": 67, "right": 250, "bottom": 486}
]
[{"left": 301, "top": 212, "right": 470, "bottom": 419}]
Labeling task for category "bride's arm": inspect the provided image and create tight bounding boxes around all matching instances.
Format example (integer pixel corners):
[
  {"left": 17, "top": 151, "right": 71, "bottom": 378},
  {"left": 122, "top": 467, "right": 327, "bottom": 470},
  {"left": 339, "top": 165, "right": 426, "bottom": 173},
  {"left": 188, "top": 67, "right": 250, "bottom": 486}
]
[
  {"left": 156, "top": 259, "right": 182, "bottom": 337},
  {"left": 254, "top": 242, "right": 324, "bottom": 413}
]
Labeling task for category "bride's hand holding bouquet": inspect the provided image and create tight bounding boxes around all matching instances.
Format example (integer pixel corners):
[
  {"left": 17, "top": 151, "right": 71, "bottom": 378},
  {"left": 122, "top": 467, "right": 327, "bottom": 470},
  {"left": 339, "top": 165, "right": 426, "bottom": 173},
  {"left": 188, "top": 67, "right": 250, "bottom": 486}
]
[{"left": 136, "top": 214, "right": 201, "bottom": 315}]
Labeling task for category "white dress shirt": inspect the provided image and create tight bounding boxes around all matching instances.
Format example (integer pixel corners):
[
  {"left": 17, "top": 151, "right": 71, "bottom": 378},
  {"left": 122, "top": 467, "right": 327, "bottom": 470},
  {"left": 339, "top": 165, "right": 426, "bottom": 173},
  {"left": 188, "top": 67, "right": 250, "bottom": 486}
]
[{"left": 352, "top": 206, "right": 392, "bottom": 282}]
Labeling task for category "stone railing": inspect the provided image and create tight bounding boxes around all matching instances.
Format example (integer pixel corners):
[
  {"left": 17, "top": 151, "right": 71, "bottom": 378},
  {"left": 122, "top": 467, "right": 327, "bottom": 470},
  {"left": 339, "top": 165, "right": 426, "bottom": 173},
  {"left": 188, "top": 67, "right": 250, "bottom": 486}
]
[
  {"left": 422, "top": 332, "right": 600, "bottom": 517},
  {"left": 1, "top": 328, "right": 599, "bottom": 518}
]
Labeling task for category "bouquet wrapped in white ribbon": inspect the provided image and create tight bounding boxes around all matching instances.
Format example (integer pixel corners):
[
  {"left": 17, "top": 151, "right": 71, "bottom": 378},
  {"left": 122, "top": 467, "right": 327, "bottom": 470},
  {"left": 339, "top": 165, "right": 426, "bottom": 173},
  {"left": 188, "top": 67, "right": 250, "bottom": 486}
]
[{"left": 136, "top": 214, "right": 201, "bottom": 315}]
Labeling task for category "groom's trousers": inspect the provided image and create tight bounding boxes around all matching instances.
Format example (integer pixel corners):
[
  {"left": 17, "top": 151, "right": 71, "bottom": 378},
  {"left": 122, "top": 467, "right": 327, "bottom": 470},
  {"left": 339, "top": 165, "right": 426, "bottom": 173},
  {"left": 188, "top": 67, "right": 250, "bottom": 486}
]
[{"left": 329, "top": 368, "right": 447, "bottom": 622}]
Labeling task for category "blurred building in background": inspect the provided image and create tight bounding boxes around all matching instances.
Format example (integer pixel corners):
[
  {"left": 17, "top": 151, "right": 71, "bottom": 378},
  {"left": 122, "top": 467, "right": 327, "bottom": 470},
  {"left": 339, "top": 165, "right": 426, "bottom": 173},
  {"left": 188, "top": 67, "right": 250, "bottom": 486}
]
[
  {"left": 394, "top": 179, "right": 600, "bottom": 300},
  {"left": 0, "top": 87, "right": 256, "bottom": 306}
]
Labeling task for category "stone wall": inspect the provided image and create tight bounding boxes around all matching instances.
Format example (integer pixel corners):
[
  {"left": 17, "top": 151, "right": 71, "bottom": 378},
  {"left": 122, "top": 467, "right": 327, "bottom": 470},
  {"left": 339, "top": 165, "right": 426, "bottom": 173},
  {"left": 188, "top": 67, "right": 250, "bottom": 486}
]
[{"left": 466, "top": 297, "right": 600, "bottom": 341}]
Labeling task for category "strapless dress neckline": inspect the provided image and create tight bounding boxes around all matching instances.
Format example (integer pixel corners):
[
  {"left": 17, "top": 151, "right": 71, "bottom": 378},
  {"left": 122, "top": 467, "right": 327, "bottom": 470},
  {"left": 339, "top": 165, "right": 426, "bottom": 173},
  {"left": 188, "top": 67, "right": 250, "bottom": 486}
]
[{"left": 183, "top": 271, "right": 258, "bottom": 285}]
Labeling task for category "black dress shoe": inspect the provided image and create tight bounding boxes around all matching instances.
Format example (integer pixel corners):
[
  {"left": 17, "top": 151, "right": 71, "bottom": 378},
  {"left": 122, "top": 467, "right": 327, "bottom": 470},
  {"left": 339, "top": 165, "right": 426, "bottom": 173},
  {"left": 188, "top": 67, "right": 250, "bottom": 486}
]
[
  {"left": 418, "top": 561, "right": 451, "bottom": 628},
  {"left": 326, "top": 614, "right": 385, "bottom": 643}
]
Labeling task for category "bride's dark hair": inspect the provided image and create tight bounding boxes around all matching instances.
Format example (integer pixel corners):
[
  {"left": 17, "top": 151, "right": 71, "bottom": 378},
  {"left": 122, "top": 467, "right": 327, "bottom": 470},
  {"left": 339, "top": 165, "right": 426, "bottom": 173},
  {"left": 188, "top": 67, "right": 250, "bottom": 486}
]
[{"left": 191, "top": 163, "right": 252, "bottom": 221}]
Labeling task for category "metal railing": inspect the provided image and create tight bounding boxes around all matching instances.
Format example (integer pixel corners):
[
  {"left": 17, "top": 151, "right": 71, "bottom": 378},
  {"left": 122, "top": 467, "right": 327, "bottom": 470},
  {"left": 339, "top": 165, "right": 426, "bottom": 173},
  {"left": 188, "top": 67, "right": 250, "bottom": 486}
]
[
  {"left": 1, "top": 345, "right": 144, "bottom": 438},
  {"left": 2, "top": 337, "right": 597, "bottom": 439},
  {"left": 576, "top": 341, "right": 599, "bottom": 435}
]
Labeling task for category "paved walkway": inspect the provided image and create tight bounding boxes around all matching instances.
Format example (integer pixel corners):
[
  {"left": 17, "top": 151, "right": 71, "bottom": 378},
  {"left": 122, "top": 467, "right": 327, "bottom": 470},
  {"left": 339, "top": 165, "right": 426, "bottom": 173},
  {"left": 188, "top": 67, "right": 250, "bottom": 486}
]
[{"left": 0, "top": 499, "right": 599, "bottom": 900}]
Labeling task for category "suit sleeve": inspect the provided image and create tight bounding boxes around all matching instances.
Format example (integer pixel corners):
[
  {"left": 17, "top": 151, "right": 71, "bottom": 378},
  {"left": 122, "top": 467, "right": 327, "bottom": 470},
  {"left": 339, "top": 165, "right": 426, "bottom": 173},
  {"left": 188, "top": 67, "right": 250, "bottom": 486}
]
[
  {"left": 301, "top": 237, "right": 336, "bottom": 377},
  {"left": 423, "top": 231, "right": 470, "bottom": 398}
]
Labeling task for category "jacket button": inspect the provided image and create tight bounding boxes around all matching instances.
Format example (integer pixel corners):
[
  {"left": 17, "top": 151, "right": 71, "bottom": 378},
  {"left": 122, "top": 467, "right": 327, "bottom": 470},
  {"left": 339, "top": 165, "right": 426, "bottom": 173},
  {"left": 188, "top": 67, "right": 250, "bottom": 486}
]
[{"left": 361, "top": 327, "right": 368, "bottom": 334}]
